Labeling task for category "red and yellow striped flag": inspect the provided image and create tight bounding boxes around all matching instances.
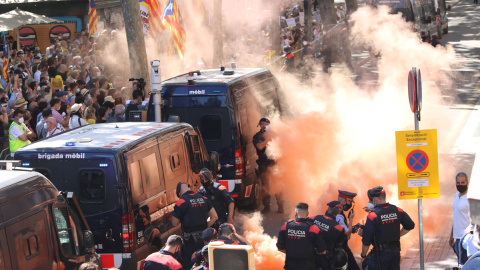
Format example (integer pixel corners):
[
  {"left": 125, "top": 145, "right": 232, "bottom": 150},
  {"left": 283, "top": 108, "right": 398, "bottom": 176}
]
[
  {"left": 140, "top": 0, "right": 165, "bottom": 38},
  {"left": 2, "top": 34, "right": 8, "bottom": 82},
  {"left": 88, "top": 0, "right": 98, "bottom": 37},
  {"left": 161, "top": 0, "right": 186, "bottom": 59}
]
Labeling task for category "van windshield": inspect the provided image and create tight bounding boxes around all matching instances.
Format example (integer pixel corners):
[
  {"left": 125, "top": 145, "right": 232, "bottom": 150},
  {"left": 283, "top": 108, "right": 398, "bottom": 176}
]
[{"left": 19, "top": 153, "right": 118, "bottom": 217}]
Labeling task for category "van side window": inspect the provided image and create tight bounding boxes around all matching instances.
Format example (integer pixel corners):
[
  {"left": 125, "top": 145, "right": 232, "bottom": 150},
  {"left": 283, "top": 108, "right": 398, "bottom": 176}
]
[
  {"left": 160, "top": 135, "right": 187, "bottom": 191},
  {"left": 53, "top": 207, "right": 78, "bottom": 256},
  {"left": 127, "top": 144, "right": 165, "bottom": 204},
  {"left": 129, "top": 160, "right": 144, "bottom": 200},
  {"left": 78, "top": 170, "right": 106, "bottom": 203},
  {"left": 200, "top": 115, "right": 222, "bottom": 140},
  {"left": 6, "top": 211, "right": 50, "bottom": 269}
]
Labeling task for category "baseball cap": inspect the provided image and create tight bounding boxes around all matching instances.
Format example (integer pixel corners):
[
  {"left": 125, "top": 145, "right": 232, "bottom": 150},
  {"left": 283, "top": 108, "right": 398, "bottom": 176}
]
[
  {"left": 201, "top": 228, "right": 217, "bottom": 242},
  {"left": 56, "top": 91, "right": 68, "bottom": 97},
  {"left": 327, "top": 201, "right": 342, "bottom": 208},
  {"left": 369, "top": 186, "right": 385, "bottom": 198}
]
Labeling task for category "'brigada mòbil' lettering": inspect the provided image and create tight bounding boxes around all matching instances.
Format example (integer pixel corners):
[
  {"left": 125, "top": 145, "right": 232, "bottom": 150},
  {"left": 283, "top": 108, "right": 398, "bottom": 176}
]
[{"left": 38, "top": 153, "right": 86, "bottom": 160}]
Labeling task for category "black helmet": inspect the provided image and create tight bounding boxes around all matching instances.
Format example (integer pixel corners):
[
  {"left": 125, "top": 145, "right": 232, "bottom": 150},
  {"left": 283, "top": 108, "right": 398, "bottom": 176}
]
[
  {"left": 283, "top": 46, "right": 291, "bottom": 53},
  {"left": 199, "top": 168, "right": 213, "bottom": 182}
]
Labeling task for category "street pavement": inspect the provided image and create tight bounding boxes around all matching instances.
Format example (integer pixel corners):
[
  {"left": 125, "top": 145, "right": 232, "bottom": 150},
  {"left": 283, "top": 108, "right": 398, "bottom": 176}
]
[
  {"left": 401, "top": 0, "right": 480, "bottom": 268},
  {"left": 249, "top": 0, "right": 480, "bottom": 269}
]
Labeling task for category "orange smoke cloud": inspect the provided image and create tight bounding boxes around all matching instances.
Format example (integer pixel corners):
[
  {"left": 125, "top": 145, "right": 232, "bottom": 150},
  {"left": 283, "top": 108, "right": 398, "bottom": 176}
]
[{"left": 237, "top": 212, "right": 285, "bottom": 270}]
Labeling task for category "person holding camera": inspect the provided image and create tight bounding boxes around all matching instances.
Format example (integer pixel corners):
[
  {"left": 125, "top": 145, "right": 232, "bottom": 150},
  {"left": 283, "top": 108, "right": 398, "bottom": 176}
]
[
  {"left": 360, "top": 186, "right": 415, "bottom": 270},
  {"left": 312, "top": 201, "right": 346, "bottom": 270}
]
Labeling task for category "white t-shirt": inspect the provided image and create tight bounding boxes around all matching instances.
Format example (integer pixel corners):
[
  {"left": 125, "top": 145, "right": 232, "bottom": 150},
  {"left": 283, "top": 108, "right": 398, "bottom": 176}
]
[
  {"left": 34, "top": 70, "right": 41, "bottom": 83},
  {"left": 69, "top": 115, "right": 88, "bottom": 129},
  {"left": 453, "top": 191, "right": 470, "bottom": 239}
]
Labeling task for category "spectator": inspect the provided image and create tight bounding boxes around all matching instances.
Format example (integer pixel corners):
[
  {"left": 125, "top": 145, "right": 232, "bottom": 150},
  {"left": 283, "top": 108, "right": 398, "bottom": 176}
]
[
  {"left": 96, "top": 106, "right": 108, "bottom": 123},
  {"left": 85, "top": 106, "right": 96, "bottom": 124},
  {"left": 114, "top": 104, "right": 125, "bottom": 122},
  {"left": 50, "top": 97, "right": 70, "bottom": 129},
  {"left": 57, "top": 91, "right": 68, "bottom": 105},
  {"left": 89, "top": 88, "right": 101, "bottom": 112},
  {"left": 46, "top": 117, "right": 62, "bottom": 137},
  {"left": 125, "top": 90, "right": 143, "bottom": 121},
  {"left": 0, "top": 101, "right": 8, "bottom": 149},
  {"left": 69, "top": 104, "right": 88, "bottom": 129},
  {"left": 450, "top": 172, "right": 470, "bottom": 268},
  {"left": 36, "top": 108, "right": 52, "bottom": 140},
  {"left": 8, "top": 109, "right": 32, "bottom": 157},
  {"left": 23, "top": 110, "right": 37, "bottom": 141},
  {"left": 104, "top": 101, "right": 115, "bottom": 123},
  {"left": 34, "top": 64, "right": 47, "bottom": 83},
  {"left": 52, "top": 75, "right": 64, "bottom": 91}
]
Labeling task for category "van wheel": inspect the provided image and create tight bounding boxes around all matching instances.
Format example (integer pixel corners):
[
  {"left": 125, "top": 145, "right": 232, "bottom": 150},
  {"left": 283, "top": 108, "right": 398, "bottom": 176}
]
[{"left": 443, "top": 25, "right": 448, "bottom": 34}]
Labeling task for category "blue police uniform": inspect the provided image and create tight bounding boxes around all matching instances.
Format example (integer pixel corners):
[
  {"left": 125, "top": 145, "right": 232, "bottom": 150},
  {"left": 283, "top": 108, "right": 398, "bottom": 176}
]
[
  {"left": 361, "top": 203, "right": 415, "bottom": 270},
  {"left": 173, "top": 190, "right": 213, "bottom": 269},
  {"left": 144, "top": 249, "right": 183, "bottom": 270},
  {"left": 199, "top": 182, "right": 234, "bottom": 224},
  {"left": 277, "top": 218, "right": 326, "bottom": 270},
  {"left": 312, "top": 212, "right": 346, "bottom": 270}
]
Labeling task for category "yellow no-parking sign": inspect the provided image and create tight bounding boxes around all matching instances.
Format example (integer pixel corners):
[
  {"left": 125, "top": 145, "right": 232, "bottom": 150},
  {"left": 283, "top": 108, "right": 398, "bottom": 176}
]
[{"left": 395, "top": 129, "right": 440, "bottom": 200}]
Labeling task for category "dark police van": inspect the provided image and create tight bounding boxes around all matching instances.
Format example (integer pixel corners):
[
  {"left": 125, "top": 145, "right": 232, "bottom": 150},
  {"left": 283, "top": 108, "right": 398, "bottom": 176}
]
[
  {"left": 147, "top": 68, "right": 287, "bottom": 209},
  {"left": 0, "top": 169, "right": 101, "bottom": 269},
  {"left": 370, "top": 0, "right": 438, "bottom": 38},
  {"left": 14, "top": 122, "right": 218, "bottom": 269}
]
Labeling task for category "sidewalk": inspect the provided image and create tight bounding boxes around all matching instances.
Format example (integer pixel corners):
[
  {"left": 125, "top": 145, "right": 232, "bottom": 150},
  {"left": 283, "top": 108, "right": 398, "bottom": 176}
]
[{"left": 400, "top": 222, "right": 458, "bottom": 270}]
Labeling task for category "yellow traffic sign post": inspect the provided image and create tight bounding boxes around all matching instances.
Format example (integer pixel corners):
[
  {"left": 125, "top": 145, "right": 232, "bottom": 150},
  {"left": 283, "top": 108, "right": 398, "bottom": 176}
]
[
  {"left": 396, "top": 129, "right": 440, "bottom": 199},
  {"left": 395, "top": 68, "right": 439, "bottom": 270}
]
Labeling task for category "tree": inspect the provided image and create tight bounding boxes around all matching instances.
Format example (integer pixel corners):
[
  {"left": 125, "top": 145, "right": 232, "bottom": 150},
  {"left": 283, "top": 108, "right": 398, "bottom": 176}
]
[
  {"left": 318, "top": 0, "right": 336, "bottom": 26},
  {"left": 212, "top": 0, "right": 223, "bottom": 67},
  {"left": 345, "top": 0, "right": 359, "bottom": 16},
  {"left": 120, "top": 0, "right": 150, "bottom": 95}
]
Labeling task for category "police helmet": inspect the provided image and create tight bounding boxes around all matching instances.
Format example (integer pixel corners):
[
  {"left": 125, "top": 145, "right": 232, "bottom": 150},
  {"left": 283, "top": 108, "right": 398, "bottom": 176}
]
[{"left": 199, "top": 168, "right": 213, "bottom": 182}]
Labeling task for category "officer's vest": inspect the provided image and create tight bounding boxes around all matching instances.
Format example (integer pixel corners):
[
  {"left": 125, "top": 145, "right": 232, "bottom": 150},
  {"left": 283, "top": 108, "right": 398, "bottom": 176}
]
[
  {"left": 199, "top": 183, "right": 227, "bottom": 220},
  {"left": 286, "top": 220, "right": 316, "bottom": 260},
  {"left": 313, "top": 215, "right": 338, "bottom": 251},
  {"left": 372, "top": 205, "right": 402, "bottom": 244},
  {"left": 9, "top": 121, "right": 30, "bottom": 153},
  {"left": 181, "top": 192, "right": 209, "bottom": 232}
]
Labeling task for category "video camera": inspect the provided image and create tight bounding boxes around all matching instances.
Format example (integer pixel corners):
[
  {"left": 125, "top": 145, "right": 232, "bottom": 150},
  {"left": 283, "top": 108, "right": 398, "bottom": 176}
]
[
  {"left": 129, "top": 78, "right": 146, "bottom": 92},
  {"left": 352, "top": 223, "right": 364, "bottom": 234}
]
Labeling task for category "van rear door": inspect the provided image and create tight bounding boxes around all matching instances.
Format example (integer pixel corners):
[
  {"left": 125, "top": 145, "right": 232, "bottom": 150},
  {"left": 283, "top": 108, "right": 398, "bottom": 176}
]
[{"left": 16, "top": 151, "right": 124, "bottom": 254}]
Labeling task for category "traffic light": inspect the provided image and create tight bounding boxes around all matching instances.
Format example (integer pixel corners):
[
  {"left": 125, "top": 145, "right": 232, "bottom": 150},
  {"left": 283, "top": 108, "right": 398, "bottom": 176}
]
[{"left": 208, "top": 241, "right": 255, "bottom": 270}]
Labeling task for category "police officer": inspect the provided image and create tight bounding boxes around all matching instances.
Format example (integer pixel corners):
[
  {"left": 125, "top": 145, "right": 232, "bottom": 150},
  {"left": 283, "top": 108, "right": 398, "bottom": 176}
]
[
  {"left": 143, "top": 235, "right": 183, "bottom": 270},
  {"left": 277, "top": 203, "right": 326, "bottom": 270},
  {"left": 217, "top": 223, "right": 250, "bottom": 245},
  {"left": 360, "top": 186, "right": 415, "bottom": 270},
  {"left": 280, "top": 46, "right": 295, "bottom": 73},
  {"left": 321, "top": 33, "right": 333, "bottom": 73},
  {"left": 253, "top": 118, "right": 284, "bottom": 213},
  {"left": 312, "top": 201, "right": 346, "bottom": 270},
  {"left": 337, "top": 190, "right": 359, "bottom": 270},
  {"left": 172, "top": 182, "right": 218, "bottom": 269},
  {"left": 198, "top": 168, "right": 235, "bottom": 225}
]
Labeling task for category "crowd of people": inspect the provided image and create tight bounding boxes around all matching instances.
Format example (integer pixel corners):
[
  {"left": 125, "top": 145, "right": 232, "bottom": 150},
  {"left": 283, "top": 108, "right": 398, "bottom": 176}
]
[{"left": 0, "top": 28, "right": 148, "bottom": 157}]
